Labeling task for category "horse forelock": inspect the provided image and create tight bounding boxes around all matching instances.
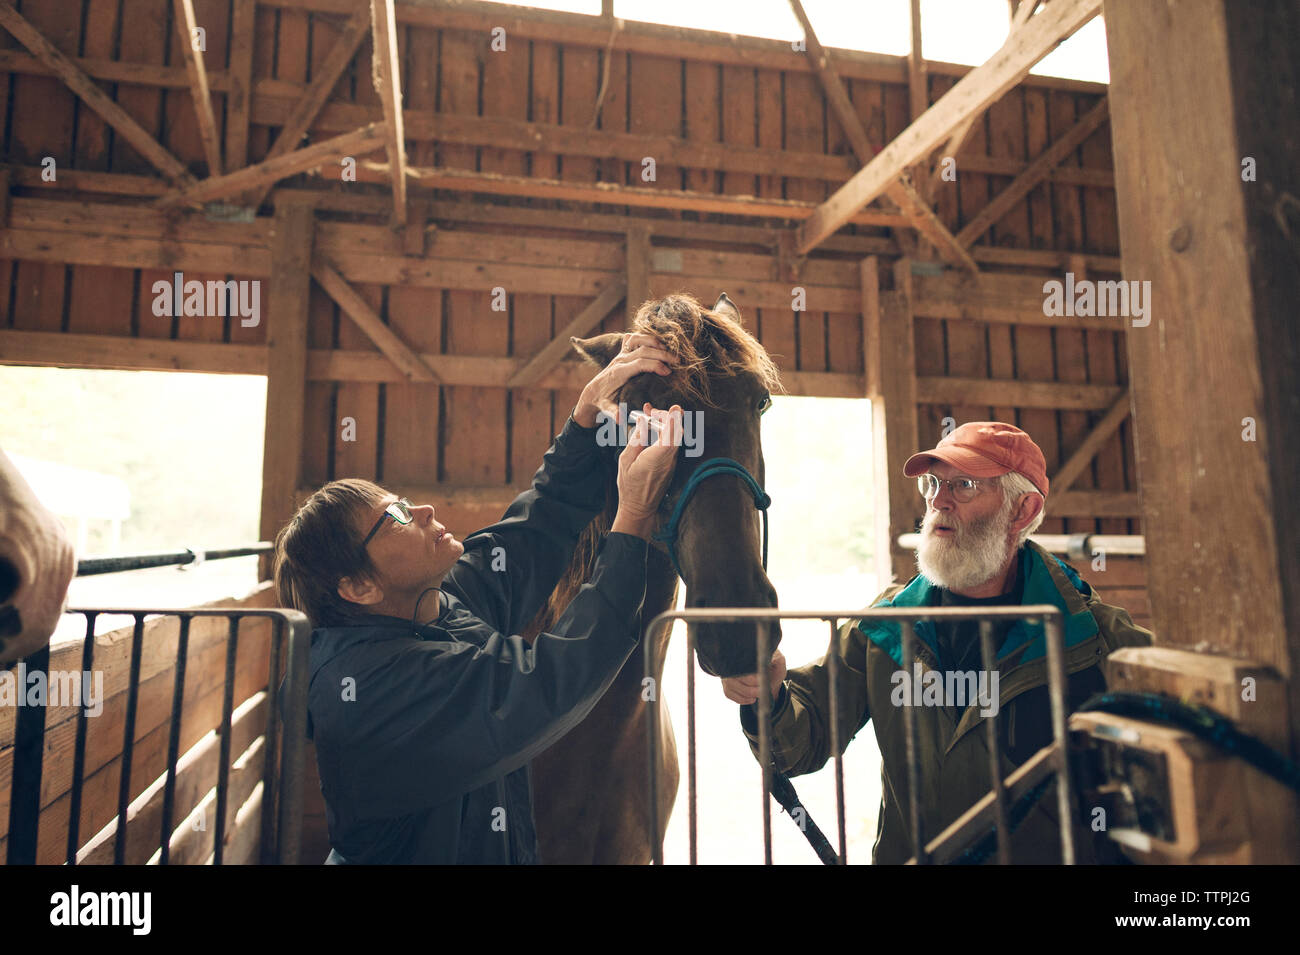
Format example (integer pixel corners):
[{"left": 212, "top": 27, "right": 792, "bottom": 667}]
[{"left": 628, "top": 293, "right": 784, "bottom": 407}]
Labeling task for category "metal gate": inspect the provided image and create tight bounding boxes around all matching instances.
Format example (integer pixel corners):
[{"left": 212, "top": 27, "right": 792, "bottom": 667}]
[
  {"left": 4, "top": 606, "right": 311, "bottom": 865},
  {"left": 644, "top": 605, "right": 1076, "bottom": 865}
]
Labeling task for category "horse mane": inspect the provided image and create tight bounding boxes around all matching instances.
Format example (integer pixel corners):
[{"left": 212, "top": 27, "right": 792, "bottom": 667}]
[{"left": 522, "top": 293, "right": 783, "bottom": 640}]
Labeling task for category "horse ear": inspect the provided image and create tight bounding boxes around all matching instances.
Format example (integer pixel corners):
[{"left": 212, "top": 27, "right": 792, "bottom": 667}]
[
  {"left": 713, "top": 292, "right": 743, "bottom": 325},
  {"left": 570, "top": 331, "right": 625, "bottom": 367}
]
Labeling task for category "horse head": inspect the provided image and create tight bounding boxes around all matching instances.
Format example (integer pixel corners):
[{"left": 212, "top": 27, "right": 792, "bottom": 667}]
[{"left": 572, "top": 291, "right": 783, "bottom": 678}]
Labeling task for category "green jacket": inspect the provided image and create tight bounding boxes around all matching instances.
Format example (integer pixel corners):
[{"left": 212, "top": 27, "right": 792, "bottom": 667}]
[{"left": 741, "top": 541, "right": 1152, "bottom": 864}]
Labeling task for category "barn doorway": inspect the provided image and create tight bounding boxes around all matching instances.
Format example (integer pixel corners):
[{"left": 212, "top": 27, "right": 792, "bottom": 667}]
[
  {"left": 0, "top": 366, "right": 267, "bottom": 644},
  {"left": 661, "top": 393, "right": 884, "bottom": 863}
]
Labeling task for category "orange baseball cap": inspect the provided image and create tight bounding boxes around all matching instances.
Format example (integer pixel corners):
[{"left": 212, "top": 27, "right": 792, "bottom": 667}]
[{"left": 903, "top": 422, "right": 1049, "bottom": 497}]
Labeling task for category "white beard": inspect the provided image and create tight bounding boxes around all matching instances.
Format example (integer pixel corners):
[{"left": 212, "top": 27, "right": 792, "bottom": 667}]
[{"left": 916, "top": 495, "right": 1015, "bottom": 592}]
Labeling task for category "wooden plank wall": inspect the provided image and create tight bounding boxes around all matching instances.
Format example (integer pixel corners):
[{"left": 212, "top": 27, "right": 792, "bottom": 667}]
[{"left": 0, "top": 2, "right": 1144, "bottom": 626}]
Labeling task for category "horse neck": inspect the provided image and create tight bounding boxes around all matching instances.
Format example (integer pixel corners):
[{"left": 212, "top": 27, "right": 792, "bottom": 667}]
[{"left": 522, "top": 466, "right": 679, "bottom": 674}]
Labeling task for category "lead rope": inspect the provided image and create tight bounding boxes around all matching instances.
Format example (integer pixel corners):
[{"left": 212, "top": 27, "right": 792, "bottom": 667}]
[{"left": 653, "top": 458, "right": 841, "bottom": 865}]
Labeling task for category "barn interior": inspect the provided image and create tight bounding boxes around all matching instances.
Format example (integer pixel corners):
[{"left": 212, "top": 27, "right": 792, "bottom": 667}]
[{"left": 0, "top": 0, "right": 1296, "bottom": 867}]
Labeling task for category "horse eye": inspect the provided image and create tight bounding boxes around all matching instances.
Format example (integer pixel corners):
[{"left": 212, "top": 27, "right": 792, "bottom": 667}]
[{"left": 757, "top": 395, "right": 772, "bottom": 414}]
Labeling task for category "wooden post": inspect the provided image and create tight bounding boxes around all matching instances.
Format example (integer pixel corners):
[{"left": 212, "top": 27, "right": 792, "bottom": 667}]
[
  {"left": 864, "top": 256, "right": 922, "bottom": 587},
  {"left": 1105, "top": 0, "right": 1300, "bottom": 765},
  {"left": 258, "top": 203, "right": 315, "bottom": 580},
  {"left": 625, "top": 224, "right": 651, "bottom": 324}
]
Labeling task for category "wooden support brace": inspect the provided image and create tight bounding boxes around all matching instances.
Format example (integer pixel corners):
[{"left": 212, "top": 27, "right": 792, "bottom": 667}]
[
  {"left": 507, "top": 281, "right": 627, "bottom": 389},
  {"left": 1049, "top": 387, "right": 1131, "bottom": 492},
  {"left": 173, "top": 0, "right": 223, "bottom": 175},
  {"left": 0, "top": 1, "right": 195, "bottom": 186},
  {"left": 155, "top": 122, "right": 387, "bottom": 208},
  {"left": 246, "top": 6, "right": 370, "bottom": 206},
  {"left": 956, "top": 97, "right": 1110, "bottom": 247},
  {"left": 312, "top": 256, "right": 439, "bottom": 383}
]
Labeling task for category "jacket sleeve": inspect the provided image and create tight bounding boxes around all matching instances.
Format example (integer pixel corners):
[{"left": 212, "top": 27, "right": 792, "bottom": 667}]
[
  {"left": 738, "top": 617, "right": 873, "bottom": 777},
  {"left": 440, "top": 414, "right": 612, "bottom": 638},
  {"left": 319, "top": 532, "right": 649, "bottom": 817}
]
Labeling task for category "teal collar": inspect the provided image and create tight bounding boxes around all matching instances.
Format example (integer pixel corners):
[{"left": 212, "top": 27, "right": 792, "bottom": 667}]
[{"left": 861, "top": 544, "right": 1099, "bottom": 668}]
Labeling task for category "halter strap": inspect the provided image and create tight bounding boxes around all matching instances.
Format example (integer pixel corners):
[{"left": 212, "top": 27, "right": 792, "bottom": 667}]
[{"left": 652, "top": 457, "right": 771, "bottom": 580}]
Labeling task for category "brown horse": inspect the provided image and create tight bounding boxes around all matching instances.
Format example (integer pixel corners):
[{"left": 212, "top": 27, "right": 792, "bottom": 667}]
[{"left": 523, "top": 292, "right": 784, "bottom": 864}]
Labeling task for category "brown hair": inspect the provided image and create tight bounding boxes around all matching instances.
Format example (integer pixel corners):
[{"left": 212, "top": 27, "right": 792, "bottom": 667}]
[{"left": 273, "top": 478, "right": 388, "bottom": 628}]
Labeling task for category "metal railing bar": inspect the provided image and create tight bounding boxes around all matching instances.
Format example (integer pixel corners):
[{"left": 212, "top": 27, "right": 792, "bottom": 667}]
[
  {"left": 65, "top": 612, "right": 97, "bottom": 865},
  {"left": 7, "top": 644, "right": 49, "bottom": 866},
  {"left": 159, "top": 613, "right": 191, "bottom": 865},
  {"left": 213, "top": 616, "right": 239, "bottom": 866},
  {"left": 686, "top": 623, "right": 698, "bottom": 866},
  {"left": 980, "top": 620, "right": 1012, "bottom": 865},
  {"left": 260, "top": 617, "right": 284, "bottom": 864},
  {"left": 112, "top": 614, "right": 146, "bottom": 866},
  {"left": 826, "top": 619, "right": 846, "bottom": 864},
  {"left": 755, "top": 618, "right": 772, "bottom": 865},
  {"left": 646, "top": 631, "right": 663, "bottom": 865},
  {"left": 1045, "top": 615, "right": 1077, "bottom": 865},
  {"left": 901, "top": 620, "right": 927, "bottom": 865},
  {"left": 75, "top": 543, "right": 272, "bottom": 577}
]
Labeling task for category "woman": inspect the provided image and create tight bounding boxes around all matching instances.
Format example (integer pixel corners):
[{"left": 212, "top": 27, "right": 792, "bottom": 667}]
[{"left": 273, "top": 334, "right": 682, "bottom": 863}]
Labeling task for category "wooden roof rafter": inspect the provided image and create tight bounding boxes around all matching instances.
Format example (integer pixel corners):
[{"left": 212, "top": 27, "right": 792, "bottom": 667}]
[
  {"left": 788, "top": 0, "right": 977, "bottom": 272},
  {"left": 369, "top": 0, "right": 408, "bottom": 227},
  {"left": 794, "top": 0, "right": 1102, "bottom": 255},
  {"left": 172, "top": 0, "right": 223, "bottom": 176}
]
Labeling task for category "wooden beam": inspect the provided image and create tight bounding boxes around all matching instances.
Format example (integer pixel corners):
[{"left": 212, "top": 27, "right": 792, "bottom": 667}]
[
  {"left": 246, "top": 82, "right": 1117, "bottom": 188},
  {"left": 172, "top": 0, "right": 222, "bottom": 175},
  {"left": 311, "top": 257, "right": 439, "bottom": 382},
  {"left": 258, "top": 204, "right": 315, "bottom": 579},
  {"left": 873, "top": 258, "right": 923, "bottom": 584},
  {"left": 1106, "top": 0, "right": 1300, "bottom": 746},
  {"left": 155, "top": 122, "right": 387, "bottom": 208},
  {"left": 796, "top": 0, "right": 1102, "bottom": 253},
  {"left": 226, "top": 0, "right": 256, "bottom": 171},
  {"left": 625, "top": 225, "right": 651, "bottom": 324},
  {"left": 907, "top": 0, "right": 928, "bottom": 122},
  {"left": 508, "top": 281, "right": 627, "bottom": 388},
  {"left": 0, "top": 330, "right": 267, "bottom": 375},
  {"left": 369, "top": 0, "right": 408, "bottom": 226},
  {"left": 787, "top": 0, "right": 975, "bottom": 271},
  {"left": 364, "top": 162, "right": 911, "bottom": 226},
  {"left": 956, "top": 97, "right": 1109, "bottom": 246},
  {"left": 1049, "top": 387, "right": 1130, "bottom": 491},
  {"left": 1047, "top": 490, "right": 1142, "bottom": 519},
  {"left": 0, "top": 1, "right": 195, "bottom": 185},
  {"left": 917, "top": 376, "right": 1122, "bottom": 411},
  {"left": 912, "top": 269, "right": 1126, "bottom": 329},
  {"left": 245, "top": 6, "right": 370, "bottom": 206}
]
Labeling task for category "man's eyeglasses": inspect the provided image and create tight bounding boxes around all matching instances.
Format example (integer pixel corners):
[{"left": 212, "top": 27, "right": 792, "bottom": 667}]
[
  {"left": 362, "top": 497, "right": 414, "bottom": 548},
  {"left": 917, "top": 474, "right": 988, "bottom": 503}
]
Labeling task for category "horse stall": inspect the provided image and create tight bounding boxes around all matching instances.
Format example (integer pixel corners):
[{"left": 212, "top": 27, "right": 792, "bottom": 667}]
[{"left": 0, "top": 0, "right": 1295, "bottom": 892}]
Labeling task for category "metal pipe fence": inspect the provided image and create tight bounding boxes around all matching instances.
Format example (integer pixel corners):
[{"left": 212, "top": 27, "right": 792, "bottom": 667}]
[
  {"left": 643, "top": 605, "right": 1076, "bottom": 865},
  {"left": 4, "top": 607, "right": 310, "bottom": 866}
]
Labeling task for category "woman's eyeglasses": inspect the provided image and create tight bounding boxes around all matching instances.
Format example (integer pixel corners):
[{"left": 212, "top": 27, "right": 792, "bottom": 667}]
[
  {"left": 362, "top": 498, "right": 414, "bottom": 548},
  {"left": 916, "top": 474, "right": 987, "bottom": 503}
]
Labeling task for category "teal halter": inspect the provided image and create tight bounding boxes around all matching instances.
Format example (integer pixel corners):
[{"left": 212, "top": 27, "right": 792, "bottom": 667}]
[{"left": 652, "top": 457, "right": 771, "bottom": 579}]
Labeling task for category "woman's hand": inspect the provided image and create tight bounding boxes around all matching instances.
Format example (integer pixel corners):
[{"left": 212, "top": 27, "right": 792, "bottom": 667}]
[
  {"left": 573, "top": 333, "right": 675, "bottom": 429},
  {"left": 610, "top": 404, "right": 682, "bottom": 540}
]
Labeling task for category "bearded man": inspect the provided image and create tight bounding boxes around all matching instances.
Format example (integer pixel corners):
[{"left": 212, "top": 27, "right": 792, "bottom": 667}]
[{"left": 722, "top": 422, "right": 1151, "bottom": 863}]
